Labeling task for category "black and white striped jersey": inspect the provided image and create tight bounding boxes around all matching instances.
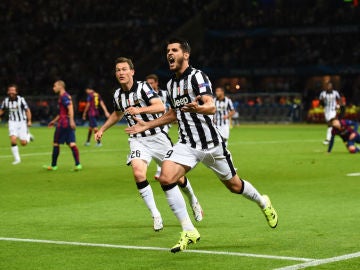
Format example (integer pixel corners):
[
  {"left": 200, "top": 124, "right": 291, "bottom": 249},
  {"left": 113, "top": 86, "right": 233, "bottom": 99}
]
[
  {"left": 319, "top": 90, "right": 340, "bottom": 114},
  {"left": 155, "top": 89, "right": 171, "bottom": 132},
  {"left": 214, "top": 97, "right": 234, "bottom": 127},
  {"left": 113, "top": 81, "right": 163, "bottom": 138},
  {"left": 156, "top": 89, "right": 170, "bottom": 110},
  {"left": 0, "top": 95, "right": 29, "bottom": 122},
  {"left": 166, "top": 66, "right": 222, "bottom": 150}
]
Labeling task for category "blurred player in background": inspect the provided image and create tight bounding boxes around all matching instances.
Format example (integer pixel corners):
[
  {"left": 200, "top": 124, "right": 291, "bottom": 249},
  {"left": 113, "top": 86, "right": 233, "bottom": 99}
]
[
  {"left": 82, "top": 87, "right": 110, "bottom": 147},
  {"left": 327, "top": 118, "right": 360, "bottom": 154},
  {"left": 44, "top": 80, "right": 82, "bottom": 171},
  {"left": 319, "top": 82, "right": 341, "bottom": 144},
  {"left": 95, "top": 57, "right": 203, "bottom": 232},
  {"left": 146, "top": 73, "right": 171, "bottom": 180},
  {"left": 0, "top": 84, "right": 33, "bottom": 165},
  {"left": 214, "top": 86, "right": 235, "bottom": 146},
  {"left": 125, "top": 38, "right": 278, "bottom": 253}
]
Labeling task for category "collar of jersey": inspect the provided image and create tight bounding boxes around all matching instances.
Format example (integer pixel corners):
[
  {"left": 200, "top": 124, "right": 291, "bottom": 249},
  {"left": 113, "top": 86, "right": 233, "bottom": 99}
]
[{"left": 172, "top": 66, "right": 192, "bottom": 81}]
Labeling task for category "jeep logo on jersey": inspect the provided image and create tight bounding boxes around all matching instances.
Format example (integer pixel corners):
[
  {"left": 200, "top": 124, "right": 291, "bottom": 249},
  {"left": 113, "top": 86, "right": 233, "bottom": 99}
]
[{"left": 174, "top": 95, "right": 190, "bottom": 108}]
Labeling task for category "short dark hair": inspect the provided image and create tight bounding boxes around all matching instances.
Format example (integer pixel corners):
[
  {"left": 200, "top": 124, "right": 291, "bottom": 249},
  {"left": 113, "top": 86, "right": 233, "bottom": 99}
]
[
  {"left": 7, "top": 84, "right": 18, "bottom": 92},
  {"left": 115, "top": 57, "right": 134, "bottom": 70},
  {"left": 146, "top": 74, "right": 159, "bottom": 82},
  {"left": 166, "top": 37, "right": 191, "bottom": 53}
]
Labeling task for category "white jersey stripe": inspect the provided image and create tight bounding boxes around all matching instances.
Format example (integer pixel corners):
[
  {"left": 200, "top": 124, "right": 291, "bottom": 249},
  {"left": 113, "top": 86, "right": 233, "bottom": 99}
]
[
  {"left": 0, "top": 95, "right": 29, "bottom": 122},
  {"left": 113, "top": 81, "right": 163, "bottom": 138}
]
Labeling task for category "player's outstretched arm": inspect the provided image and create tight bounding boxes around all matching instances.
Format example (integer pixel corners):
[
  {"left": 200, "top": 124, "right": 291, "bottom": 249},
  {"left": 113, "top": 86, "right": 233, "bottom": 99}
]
[
  {"left": 125, "top": 108, "right": 176, "bottom": 135},
  {"left": 95, "top": 111, "right": 123, "bottom": 141}
]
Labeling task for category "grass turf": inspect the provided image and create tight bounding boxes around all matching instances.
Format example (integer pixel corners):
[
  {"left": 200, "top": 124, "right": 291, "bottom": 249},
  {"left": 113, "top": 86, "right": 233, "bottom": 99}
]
[{"left": 0, "top": 123, "right": 359, "bottom": 270}]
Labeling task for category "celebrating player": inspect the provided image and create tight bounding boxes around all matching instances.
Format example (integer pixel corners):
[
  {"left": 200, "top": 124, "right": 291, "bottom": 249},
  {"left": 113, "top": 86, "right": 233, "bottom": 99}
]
[
  {"left": 82, "top": 87, "right": 110, "bottom": 147},
  {"left": 44, "top": 80, "right": 82, "bottom": 171},
  {"left": 95, "top": 57, "right": 203, "bottom": 232},
  {"left": 125, "top": 38, "right": 278, "bottom": 253},
  {"left": 0, "top": 84, "right": 33, "bottom": 165},
  {"left": 327, "top": 118, "right": 360, "bottom": 154},
  {"left": 214, "top": 86, "right": 235, "bottom": 146},
  {"left": 319, "top": 82, "right": 341, "bottom": 144}
]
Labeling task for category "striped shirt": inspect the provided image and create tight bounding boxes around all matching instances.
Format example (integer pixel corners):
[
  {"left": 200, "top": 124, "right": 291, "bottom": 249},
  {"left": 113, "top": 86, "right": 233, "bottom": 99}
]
[
  {"left": 0, "top": 95, "right": 29, "bottom": 122},
  {"left": 166, "top": 66, "right": 222, "bottom": 150},
  {"left": 113, "top": 81, "right": 163, "bottom": 138},
  {"left": 57, "top": 91, "right": 73, "bottom": 128},
  {"left": 214, "top": 97, "right": 234, "bottom": 127},
  {"left": 319, "top": 90, "right": 340, "bottom": 114},
  {"left": 87, "top": 92, "right": 102, "bottom": 117}
]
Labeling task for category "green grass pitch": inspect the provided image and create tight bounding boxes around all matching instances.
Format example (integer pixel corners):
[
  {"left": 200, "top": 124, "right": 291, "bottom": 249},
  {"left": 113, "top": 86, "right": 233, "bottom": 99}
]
[{"left": 0, "top": 123, "right": 359, "bottom": 270}]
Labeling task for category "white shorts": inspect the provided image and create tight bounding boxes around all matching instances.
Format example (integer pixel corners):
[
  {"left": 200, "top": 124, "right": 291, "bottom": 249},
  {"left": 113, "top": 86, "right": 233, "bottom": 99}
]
[
  {"left": 8, "top": 121, "right": 28, "bottom": 140},
  {"left": 126, "top": 132, "right": 173, "bottom": 166},
  {"left": 216, "top": 125, "right": 230, "bottom": 140},
  {"left": 164, "top": 142, "right": 237, "bottom": 181},
  {"left": 324, "top": 110, "right": 337, "bottom": 122}
]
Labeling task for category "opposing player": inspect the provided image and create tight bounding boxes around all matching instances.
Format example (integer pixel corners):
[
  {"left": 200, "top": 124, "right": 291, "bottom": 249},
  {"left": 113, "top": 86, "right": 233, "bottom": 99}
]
[
  {"left": 319, "top": 82, "right": 341, "bottom": 144},
  {"left": 82, "top": 87, "right": 110, "bottom": 146},
  {"left": 0, "top": 84, "right": 33, "bottom": 165},
  {"left": 327, "top": 118, "right": 360, "bottom": 153},
  {"left": 146, "top": 73, "right": 171, "bottom": 179},
  {"left": 95, "top": 57, "right": 203, "bottom": 231},
  {"left": 214, "top": 86, "right": 235, "bottom": 146},
  {"left": 44, "top": 80, "right": 82, "bottom": 171},
  {"left": 125, "top": 38, "right": 278, "bottom": 253}
]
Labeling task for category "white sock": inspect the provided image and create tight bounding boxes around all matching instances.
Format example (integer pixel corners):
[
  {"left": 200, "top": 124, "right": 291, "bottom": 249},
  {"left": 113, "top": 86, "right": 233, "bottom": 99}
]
[
  {"left": 241, "top": 180, "right": 266, "bottom": 209},
  {"left": 138, "top": 184, "right": 161, "bottom": 218},
  {"left": 179, "top": 177, "right": 198, "bottom": 205},
  {"left": 11, "top": 145, "right": 20, "bottom": 162},
  {"left": 164, "top": 185, "right": 194, "bottom": 231},
  {"left": 326, "top": 127, "right": 332, "bottom": 141},
  {"left": 155, "top": 165, "right": 161, "bottom": 178}
]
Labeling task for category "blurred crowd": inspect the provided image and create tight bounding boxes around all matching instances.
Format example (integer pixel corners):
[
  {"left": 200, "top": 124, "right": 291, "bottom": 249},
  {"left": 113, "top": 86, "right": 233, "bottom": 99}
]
[
  {"left": 1, "top": 0, "right": 360, "bottom": 122},
  {"left": 0, "top": 0, "right": 207, "bottom": 96}
]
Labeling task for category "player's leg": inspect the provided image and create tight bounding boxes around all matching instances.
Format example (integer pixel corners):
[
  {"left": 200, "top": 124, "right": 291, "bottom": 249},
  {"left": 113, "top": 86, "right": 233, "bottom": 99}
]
[
  {"left": 8, "top": 122, "right": 21, "bottom": 164},
  {"left": 153, "top": 133, "right": 203, "bottom": 222},
  {"left": 159, "top": 144, "right": 200, "bottom": 252},
  {"left": 84, "top": 127, "right": 93, "bottom": 146},
  {"left": 177, "top": 175, "right": 203, "bottom": 222},
  {"left": 128, "top": 140, "right": 162, "bottom": 231},
  {"left": 131, "top": 158, "right": 163, "bottom": 231},
  {"left": 206, "top": 142, "right": 278, "bottom": 228},
  {"left": 10, "top": 135, "right": 21, "bottom": 165}
]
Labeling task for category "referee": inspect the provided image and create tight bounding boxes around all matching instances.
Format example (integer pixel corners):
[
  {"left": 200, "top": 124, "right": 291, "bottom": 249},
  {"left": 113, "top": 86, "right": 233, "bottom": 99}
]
[{"left": 0, "top": 84, "right": 33, "bottom": 165}]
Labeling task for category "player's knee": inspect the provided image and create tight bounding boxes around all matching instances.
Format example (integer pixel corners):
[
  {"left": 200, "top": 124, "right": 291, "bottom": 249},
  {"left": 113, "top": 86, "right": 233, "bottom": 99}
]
[
  {"left": 20, "top": 140, "right": 27, "bottom": 146},
  {"left": 158, "top": 173, "right": 177, "bottom": 186}
]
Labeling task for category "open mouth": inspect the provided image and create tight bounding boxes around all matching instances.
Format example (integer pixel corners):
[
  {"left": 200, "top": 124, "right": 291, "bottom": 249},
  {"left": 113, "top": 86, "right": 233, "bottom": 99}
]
[{"left": 168, "top": 56, "right": 175, "bottom": 64}]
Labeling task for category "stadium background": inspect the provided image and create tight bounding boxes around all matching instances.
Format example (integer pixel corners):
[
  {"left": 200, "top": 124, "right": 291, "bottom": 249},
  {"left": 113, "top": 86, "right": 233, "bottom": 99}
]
[{"left": 1, "top": 0, "right": 360, "bottom": 124}]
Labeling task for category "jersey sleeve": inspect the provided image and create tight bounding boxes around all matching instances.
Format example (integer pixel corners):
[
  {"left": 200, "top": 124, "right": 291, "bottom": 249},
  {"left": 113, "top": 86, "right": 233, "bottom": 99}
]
[
  {"left": 228, "top": 98, "right": 235, "bottom": 111},
  {"left": 191, "top": 70, "right": 213, "bottom": 96},
  {"left": 21, "top": 97, "right": 29, "bottom": 110},
  {"left": 0, "top": 99, "right": 5, "bottom": 110},
  {"left": 140, "top": 83, "right": 159, "bottom": 105},
  {"left": 113, "top": 90, "right": 122, "bottom": 112},
  {"left": 62, "top": 94, "right": 72, "bottom": 107}
]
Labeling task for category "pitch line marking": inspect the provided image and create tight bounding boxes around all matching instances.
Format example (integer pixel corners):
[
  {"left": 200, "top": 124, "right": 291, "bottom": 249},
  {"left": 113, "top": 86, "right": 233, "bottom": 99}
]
[
  {"left": 0, "top": 237, "right": 313, "bottom": 262},
  {"left": 346, "top": 172, "right": 360, "bottom": 176},
  {"left": 273, "top": 251, "right": 360, "bottom": 270}
]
